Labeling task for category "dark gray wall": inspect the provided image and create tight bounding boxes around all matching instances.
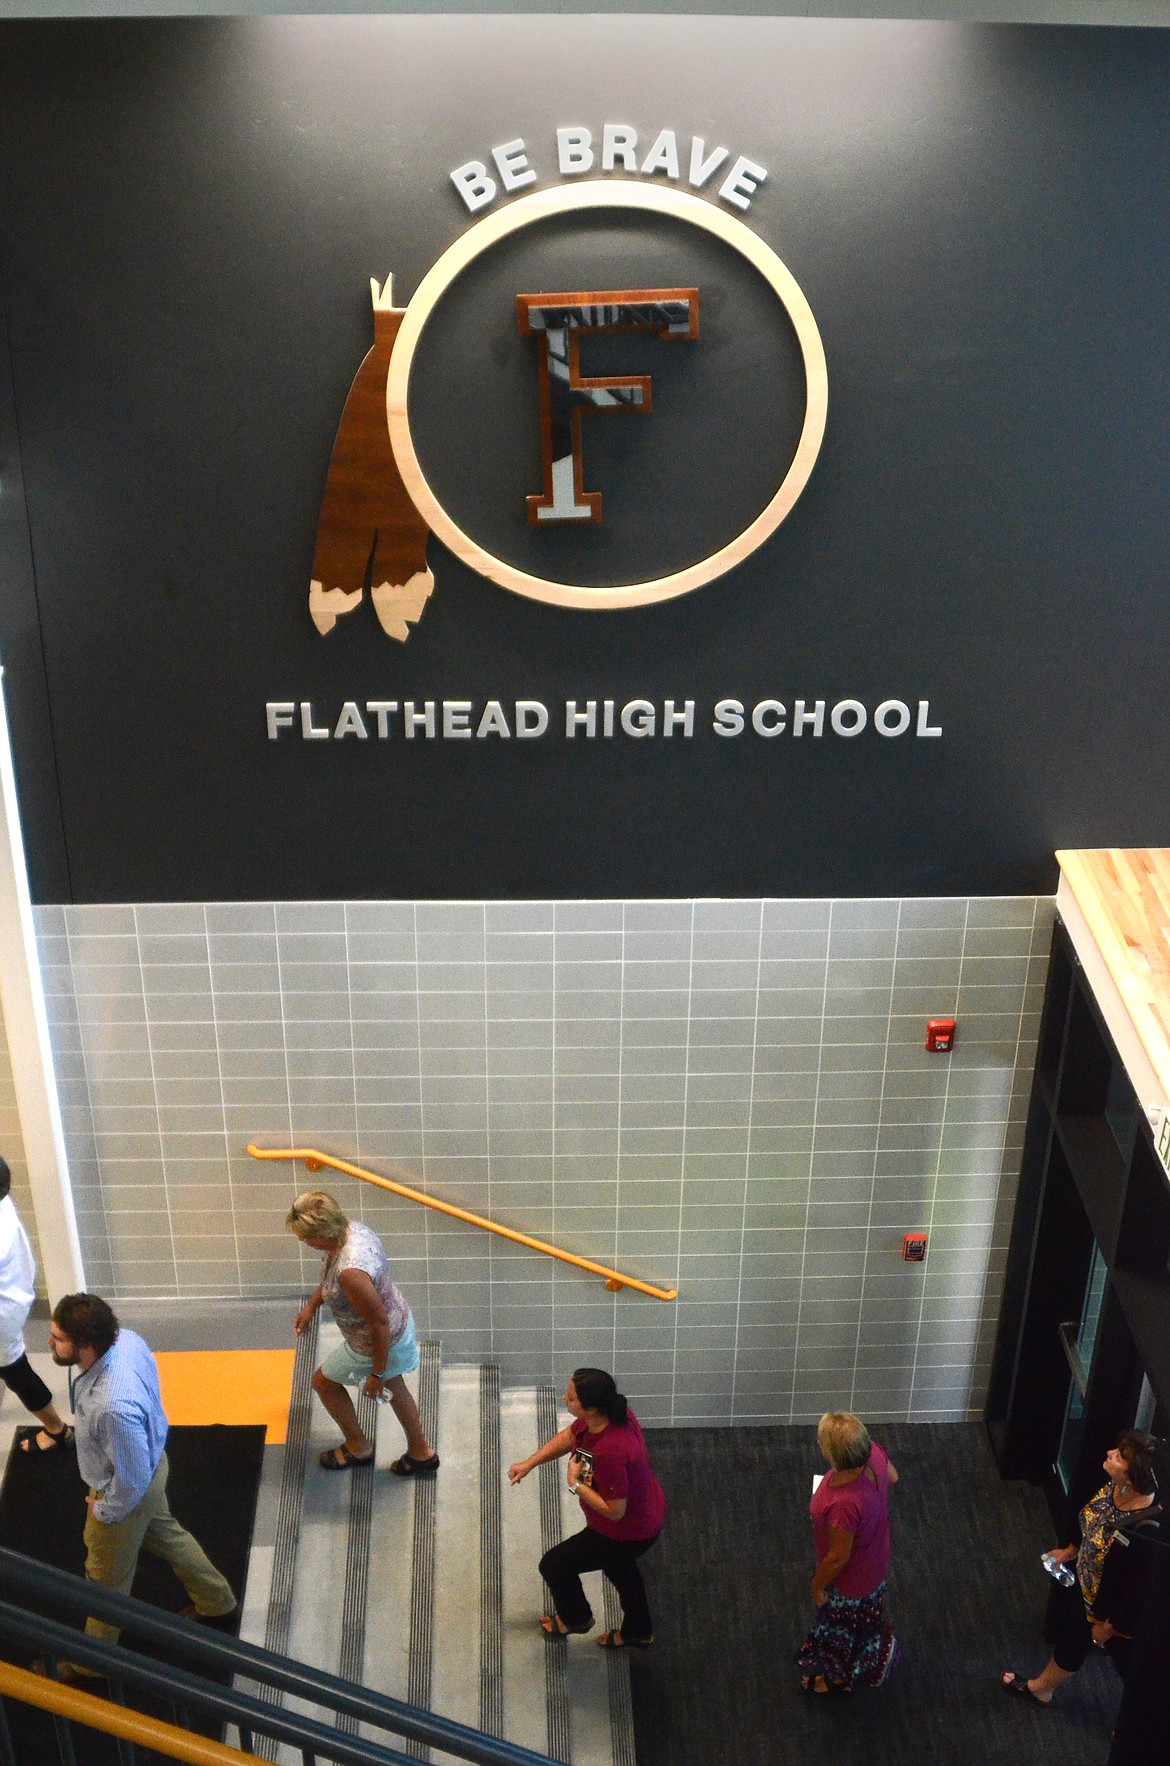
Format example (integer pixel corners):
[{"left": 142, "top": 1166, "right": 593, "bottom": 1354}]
[{"left": 0, "top": 17, "right": 1167, "bottom": 901}]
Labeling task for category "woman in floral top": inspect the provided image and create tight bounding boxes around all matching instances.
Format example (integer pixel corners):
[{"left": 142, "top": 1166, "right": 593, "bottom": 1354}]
[
  {"left": 1002, "top": 1429, "right": 1161, "bottom": 1705},
  {"left": 287, "top": 1190, "right": 438, "bottom": 1475}
]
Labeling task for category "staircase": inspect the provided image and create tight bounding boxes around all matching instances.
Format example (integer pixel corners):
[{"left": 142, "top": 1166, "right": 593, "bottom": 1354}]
[{"left": 238, "top": 1321, "right": 636, "bottom": 1766}]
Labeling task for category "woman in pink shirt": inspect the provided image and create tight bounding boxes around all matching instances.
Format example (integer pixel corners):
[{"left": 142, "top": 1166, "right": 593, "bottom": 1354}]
[
  {"left": 796, "top": 1411, "right": 901, "bottom": 1694},
  {"left": 508, "top": 1367, "right": 666, "bottom": 1648}
]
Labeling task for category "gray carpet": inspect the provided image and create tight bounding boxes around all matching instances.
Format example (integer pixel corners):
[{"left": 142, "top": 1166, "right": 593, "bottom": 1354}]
[{"left": 629, "top": 1422, "right": 1119, "bottom": 1766}]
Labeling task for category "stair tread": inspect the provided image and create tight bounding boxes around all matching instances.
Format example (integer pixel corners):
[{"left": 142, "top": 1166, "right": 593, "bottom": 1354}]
[
  {"left": 499, "top": 1387, "right": 556, "bottom": 1757},
  {"left": 430, "top": 1364, "right": 484, "bottom": 1751}
]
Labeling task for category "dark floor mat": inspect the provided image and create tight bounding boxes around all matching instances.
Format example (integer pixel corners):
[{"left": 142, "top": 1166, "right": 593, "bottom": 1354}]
[
  {"left": 0, "top": 1423, "right": 264, "bottom": 1764},
  {"left": 629, "top": 1421, "right": 1121, "bottom": 1766}
]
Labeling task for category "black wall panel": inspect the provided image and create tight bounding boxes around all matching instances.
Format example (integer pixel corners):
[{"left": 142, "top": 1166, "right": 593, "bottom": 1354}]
[{"left": 0, "top": 18, "right": 1167, "bottom": 901}]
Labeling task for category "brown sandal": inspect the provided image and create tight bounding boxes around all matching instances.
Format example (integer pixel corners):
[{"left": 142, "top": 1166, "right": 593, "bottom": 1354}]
[{"left": 319, "top": 1445, "right": 373, "bottom": 1470}]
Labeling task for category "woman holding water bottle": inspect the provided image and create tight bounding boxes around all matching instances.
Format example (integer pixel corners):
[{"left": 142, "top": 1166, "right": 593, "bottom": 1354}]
[
  {"left": 1002, "top": 1429, "right": 1161, "bottom": 1704},
  {"left": 286, "top": 1190, "right": 438, "bottom": 1475}
]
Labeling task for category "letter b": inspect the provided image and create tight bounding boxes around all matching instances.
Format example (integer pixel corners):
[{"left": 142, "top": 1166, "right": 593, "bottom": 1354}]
[{"left": 450, "top": 160, "right": 497, "bottom": 213}]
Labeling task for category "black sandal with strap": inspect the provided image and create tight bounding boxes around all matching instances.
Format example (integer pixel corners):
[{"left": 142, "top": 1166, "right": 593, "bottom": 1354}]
[
  {"left": 389, "top": 1452, "right": 440, "bottom": 1477},
  {"left": 19, "top": 1424, "right": 75, "bottom": 1455}
]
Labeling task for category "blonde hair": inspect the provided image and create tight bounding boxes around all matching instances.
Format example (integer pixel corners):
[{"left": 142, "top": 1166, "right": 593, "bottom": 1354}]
[
  {"left": 286, "top": 1190, "right": 349, "bottom": 1245},
  {"left": 817, "top": 1411, "right": 872, "bottom": 1471}
]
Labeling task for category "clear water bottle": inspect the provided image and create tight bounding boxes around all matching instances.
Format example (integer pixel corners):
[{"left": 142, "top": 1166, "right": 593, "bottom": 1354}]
[{"left": 1041, "top": 1551, "right": 1076, "bottom": 1588}]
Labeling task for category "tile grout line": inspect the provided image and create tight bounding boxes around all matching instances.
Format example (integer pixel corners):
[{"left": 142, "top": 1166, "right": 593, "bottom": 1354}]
[
  {"left": 790, "top": 902, "right": 832, "bottom": 1422},
  {"left": 133, "top": 904, "right": 179, "bottom": 1296},
  {"left": 270, "top": 904, "right": 301, "bottom": 1285},
  {"left": 61, "top": 909, "right": 113, "bottom": 1285},
  {"left": 849, "top": 900, "right": 902, "bottom": 1414},
  {"left": 203, "top": 904, "right": 243, "bottom": 1297},
  {"left": 413, "top": 903, "right": 431, "bottom": 1337},
  {"left": 729, "top": 900, "right": 764, "bottom": 1424},
  {"left": 613, "top": 903, "right": 625, "bottom": 1373},
  {"left": 550, "top": 912, "right": 557, "bottom": 1379},
  {"left": 909, "top": 897, "right": 970, "bottom": 1415},
  {"left": 668, "top": 903, "right": 695, "bottom": 1426},
  {"left": 483, "top": 903, "right": 493, "bottom": 1357},
  {"left": 344, "top": 901, "right": 360, "bottom": 1174}
]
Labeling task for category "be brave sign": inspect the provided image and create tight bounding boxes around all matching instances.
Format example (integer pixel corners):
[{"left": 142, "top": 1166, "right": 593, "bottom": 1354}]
[{"left": 308, "top": 133, "right": 826, "bottom": 644}]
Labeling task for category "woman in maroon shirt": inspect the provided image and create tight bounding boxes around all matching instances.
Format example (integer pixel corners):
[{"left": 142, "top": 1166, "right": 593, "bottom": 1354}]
[
  {"left": 508, "top": 1367, "right": 666, "bottom": 1648},
  {"left": 797, "top": 1411, "right": 900, "bottom": 1693}
]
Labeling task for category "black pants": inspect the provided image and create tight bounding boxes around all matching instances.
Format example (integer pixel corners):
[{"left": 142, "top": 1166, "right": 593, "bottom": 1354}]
[
  {"left": 1049, "top": 1579, "right": 1133, "bottom": 1679},
  {"left": 0, "top": 1352, "right": 53, "bottom": 1413},
  {"left": 539, "top": 1527, "right": 659, "bottom": 1642}
]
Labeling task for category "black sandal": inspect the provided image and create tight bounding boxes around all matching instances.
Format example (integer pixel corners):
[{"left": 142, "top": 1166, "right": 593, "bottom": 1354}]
[
  {"left": 1002, "top": 1672, "right": 1050, "bottom": 1706},
  {"left": 598, "top": 1630, "right": 652, "bottom": 1650},
  {"left": 389, "top": 1453, "right": 440, "bottom": 1477},
  {"left": 19, "top": 1424, "right": 75, "bottom": 1455}
]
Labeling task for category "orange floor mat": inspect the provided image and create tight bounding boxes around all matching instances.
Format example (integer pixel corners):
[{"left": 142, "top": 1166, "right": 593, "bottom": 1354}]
[{"left": 154, "top": 1349, "right": 296, "bottom": 1444}]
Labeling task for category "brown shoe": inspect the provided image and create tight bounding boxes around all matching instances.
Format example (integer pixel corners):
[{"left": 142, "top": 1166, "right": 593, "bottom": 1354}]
[{"left": 178, "top": 1603, "right": 238, "bottom": 1623}]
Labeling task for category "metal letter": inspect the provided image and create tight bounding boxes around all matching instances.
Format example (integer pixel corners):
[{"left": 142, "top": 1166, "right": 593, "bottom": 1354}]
[
  {"left": 365, "top": 700, "right": 398, "bottom": 738},
  {"left": 875, "top": 700, "right": 911, "bottom": 737},
  {"left": 557, "top": 128, "right": 593, "bottom": 174},
  {"left": 492, "top": 140, "right": 536, "bottom": 194},
  {"left": 266, "top": 703, "right": 296, "bottom": 740},
  {"left": 450, "top": 160, "right": 497, "bottom": 213},
  {"left": 718, "top": 156, "right": 768, "bottom": 211},
  {"left": 566, "top": 700, "right": 598, "bottom": 737},
  {"left": 792, "top": 700, "right": 825, "bottom": 738},
  {"left": 333, "top": 701, "right": 369, "bottom": 739},
  {"left": 830, "top": 699, "right": 867, "bottom": 737},
  {"left": 713, "top": 699, "right": 745, "bottom": 737}
]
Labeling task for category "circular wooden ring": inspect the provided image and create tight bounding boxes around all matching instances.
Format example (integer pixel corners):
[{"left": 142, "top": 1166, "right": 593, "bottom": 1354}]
[{"left": 387, "top": 180, "right": 828, "bottom": 610}]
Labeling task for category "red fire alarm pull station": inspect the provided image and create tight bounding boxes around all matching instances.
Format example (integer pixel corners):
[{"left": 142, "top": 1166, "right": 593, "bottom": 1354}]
[
  {"left": 903, "top": 1234, "right": 928, "bottom": 1262},
  {"left": 925, "top": 1017, "right": 956, "bottom": 1052}
]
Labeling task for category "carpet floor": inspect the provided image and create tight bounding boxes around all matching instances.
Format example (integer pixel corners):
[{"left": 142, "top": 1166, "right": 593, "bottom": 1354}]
[
  {"left": 628, "top": 1422, "right": 1120, "bottom": 1766},
  {"left": 0, "top": 1422, "right": 265, "bottom": 1765}
]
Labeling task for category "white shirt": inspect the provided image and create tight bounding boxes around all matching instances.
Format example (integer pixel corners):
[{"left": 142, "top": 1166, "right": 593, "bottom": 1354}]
[{"left": 0, "top": 1194, "right": 37, "bottom": 1366}]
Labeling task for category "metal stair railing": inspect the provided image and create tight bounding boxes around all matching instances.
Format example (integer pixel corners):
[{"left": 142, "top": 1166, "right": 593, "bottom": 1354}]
[
  {"left": 248, "top": 1143, "right": 677, "bottom": 1300},
  {"left": 0, "top": 1547, "right": 559, "bottom": 1766}
]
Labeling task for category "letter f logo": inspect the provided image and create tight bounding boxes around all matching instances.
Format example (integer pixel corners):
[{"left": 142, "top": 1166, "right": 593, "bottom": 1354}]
[{"left": 517, "top": 289, "right": 699, "bottom": 524}]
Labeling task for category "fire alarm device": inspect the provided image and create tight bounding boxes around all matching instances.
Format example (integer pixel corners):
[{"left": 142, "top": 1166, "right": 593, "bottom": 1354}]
[
  {"left": 903, "top": 1234, "right": 927, "bottom": 1262},
  {"left": 925, "top": 1017, "right": 955, "bottom": 1052}
]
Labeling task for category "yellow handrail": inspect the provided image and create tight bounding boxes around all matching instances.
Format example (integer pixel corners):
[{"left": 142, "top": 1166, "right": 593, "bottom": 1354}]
[
  {"left": 0, "top": 1659, "right": 253, "bottom": 1766},
  {"left": 247, "top": 1144, "right": 678, "bottom": 1301}
]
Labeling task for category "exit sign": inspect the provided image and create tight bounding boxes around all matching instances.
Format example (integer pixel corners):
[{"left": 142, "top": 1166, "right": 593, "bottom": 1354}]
[{"left": 1151, "top": 1107, "right": 1170, "bottom": 1178}]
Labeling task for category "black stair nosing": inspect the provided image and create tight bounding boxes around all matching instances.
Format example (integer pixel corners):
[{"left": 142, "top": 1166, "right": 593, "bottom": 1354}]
[
  {"left": 479, "top": 1363, "right": 504, "bottom": 1740},
  {"left": 336, "top": 1387, "right": 378, "bottom": 1736},
  {"left": 536, "top": 1386, "right": 571, "bottom": 1766},
  {"left": 601, "top": 1582, "right": 636, "bottom": 1766},
  {"left": 251, "top": 1301, "right": 318, "bottom": 1762},
  {"left": 404, "top": 1339, "right": 442, "bottom": 1763}
]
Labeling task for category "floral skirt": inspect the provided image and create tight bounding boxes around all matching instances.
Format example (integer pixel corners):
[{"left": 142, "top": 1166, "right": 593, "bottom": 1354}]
[{"left": 796, "top": 1581, "right": 900, "bottom": 1690}]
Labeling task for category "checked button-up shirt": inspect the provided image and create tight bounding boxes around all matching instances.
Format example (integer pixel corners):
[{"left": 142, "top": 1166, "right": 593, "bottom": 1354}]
[{"left": 72, "top": 1328, "right": 169, "bottom": 1524}]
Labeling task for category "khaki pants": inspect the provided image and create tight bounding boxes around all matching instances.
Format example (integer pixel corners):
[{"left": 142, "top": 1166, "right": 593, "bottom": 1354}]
[{"left": 83, "top": 1452, "right": 236, "bottom": 1643}]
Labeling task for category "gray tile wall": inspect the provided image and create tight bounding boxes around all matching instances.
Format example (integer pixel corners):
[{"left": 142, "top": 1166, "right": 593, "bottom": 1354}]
[{"left": 26, "top": 895, "right": 1053, "bottom": 1425}]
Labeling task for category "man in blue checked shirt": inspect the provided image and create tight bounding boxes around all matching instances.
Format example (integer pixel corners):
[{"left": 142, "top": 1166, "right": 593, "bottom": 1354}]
[{"left": 45, "top": 1294, "right": 236, "bottom": 1680}]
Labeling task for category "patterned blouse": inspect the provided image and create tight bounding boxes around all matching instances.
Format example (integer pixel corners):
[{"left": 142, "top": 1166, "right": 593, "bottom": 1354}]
[
  {"left": 1076, "top": 1484, "right": 1128, "bottom": 1609},
  {"left": 321, "top": 1222, "right": 410, "bottom": 1357}
]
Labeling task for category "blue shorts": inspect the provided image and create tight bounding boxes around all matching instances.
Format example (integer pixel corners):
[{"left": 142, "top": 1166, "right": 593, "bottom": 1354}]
[{"left": 319, "top": 1312, "right": 419, "bottom": 1386}]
